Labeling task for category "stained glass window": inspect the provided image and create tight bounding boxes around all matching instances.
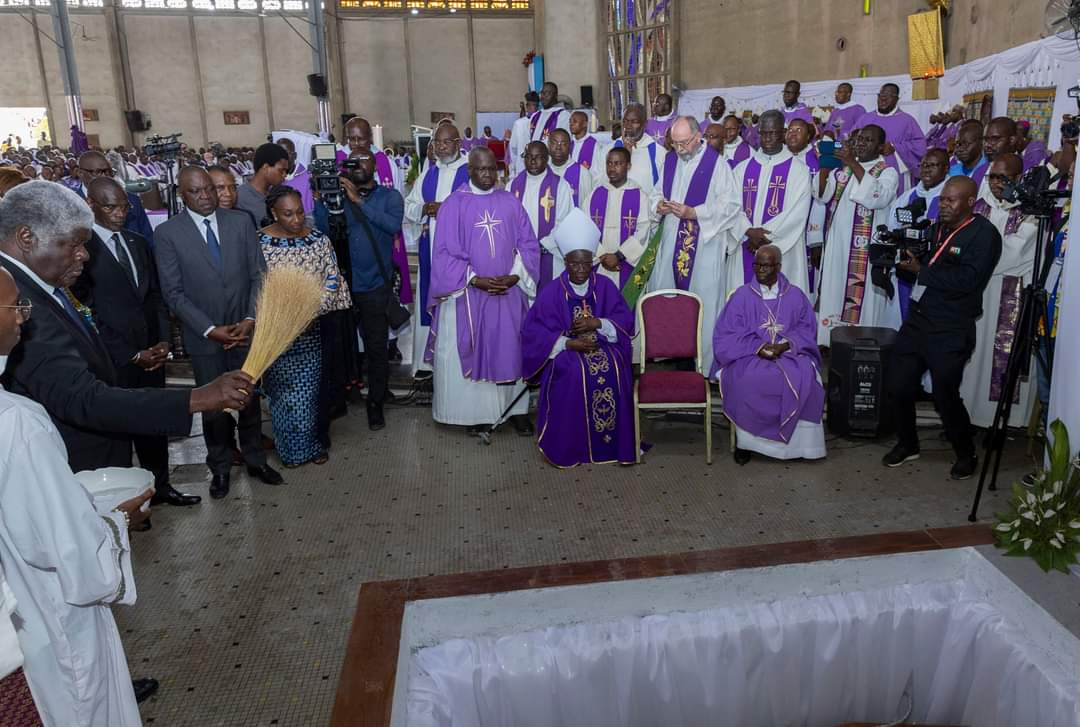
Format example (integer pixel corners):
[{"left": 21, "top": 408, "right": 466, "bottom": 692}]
[{"left": 606, "top": 0, "right": 671, "bottom": 123}]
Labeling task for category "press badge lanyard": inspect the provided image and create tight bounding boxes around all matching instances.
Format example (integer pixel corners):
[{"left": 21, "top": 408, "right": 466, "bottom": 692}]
[{"left": 928, "top": 215, "right": 976, "bottom": 266}]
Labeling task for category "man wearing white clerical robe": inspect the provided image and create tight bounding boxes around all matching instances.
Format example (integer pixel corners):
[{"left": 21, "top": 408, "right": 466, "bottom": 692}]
[
  {"left": 606, "top": 103, "right": 665, "bottom": 195},
  {"left": 584, "top": 146, "right": 658, "bottom": 289},
  {"left": 726, "top": 111, "right": 812, "bottom": 297},
  {"left": 548, "top": 129, "right": 594, "bottom": 208},
  {"left": 0, "top": 266, "right": 154, "bottom": 727},
  {"left": 528, "top": 82, "right": 571, "bottom": 143},
  {"left": 510, "top": 142, "right": 574, "bottom": 287},
  {"left": 814, "top": 125, "right": 901, "bottom": 346},
  {"left": 959, "top": 154, "right": 1038, "bottom": 428},
  {"left": 403, "top": 124, "right": 471, "bottom": 374},
  {"left": 569, "top": 110, "right": 603, "bottom": 173},
  {"left": 507, "top": 92, "right": 539, "bottom": 178},
  {"left": 720, "top": 116, "right": 753, "bottom": 169},
  {"left": 648, "top": 116, "right": 743, "bottom": 372}
]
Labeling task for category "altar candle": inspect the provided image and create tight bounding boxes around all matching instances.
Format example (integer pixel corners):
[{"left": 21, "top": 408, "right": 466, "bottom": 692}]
[{"left": 373, "top": 124, "right": 384, "bottom": 150}]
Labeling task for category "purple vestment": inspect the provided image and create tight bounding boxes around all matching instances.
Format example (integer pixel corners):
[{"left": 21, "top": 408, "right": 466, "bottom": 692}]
[
  {"left": 522, "top": 272, "right": 636, "bottom": 466},
  {"left": 924, "top": 122, "right": 956, "bottom": 151},
  {"left": 825, "top": 103, "right": 866, "bottom": 141},
  {"left": 417, "top": 162, "right": 471, "bottom": 326},
  {"left": 572, "top": 135, "right": 600, "bottom": 171},
  {"left": 285, "top": 163, "right": 314, "bottom": 214},
  {"left": 425, "top": 188, "right": 539, "bottom": 383},
  {"left": 781, "top": 104, "right": 814, "bottom": 126},
  {"left": 855, "top": 109, "right": 926, "bottom": 191},
  {"left": 1023, "top": 140, "right": 1050, "bottom": 171},
  {"left": 645, "top": 115, "right": 676, "bottom": 142},
  {"left": 588, "top": 185, "right": 641, "bottom": 288},
  {"left": 711, "top": 274, "right": 824, "bottom": 443},
  {"left": 726, "top": 139, "right": 752, "bottom": 169}
]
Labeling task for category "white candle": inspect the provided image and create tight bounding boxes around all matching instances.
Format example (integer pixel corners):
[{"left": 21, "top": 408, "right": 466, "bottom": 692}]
[{"left": 373, "top": 124, "right": 384, "bottom": 150}]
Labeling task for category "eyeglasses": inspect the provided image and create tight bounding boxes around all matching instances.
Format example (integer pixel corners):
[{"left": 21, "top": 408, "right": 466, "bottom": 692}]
[
  {"left": 753, "top": 262, "right": 779, "bottom": 269},
  {"left": 0, "top": 299, "right": 32, "bottom": 322},
  {"left": 671, "top": 135, "right": 700, "bottom": 151},
  {"left": 79, "top": 166, "right": 114, "bottom": 178}
]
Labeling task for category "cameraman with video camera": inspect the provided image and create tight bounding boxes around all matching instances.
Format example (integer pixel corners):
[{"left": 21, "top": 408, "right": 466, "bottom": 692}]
[
  {"left": 313, "top": 150, "right": 403, "bottom": 432},
  {"left": 882, "top": 175, "right": 1002, "bottom": 480}
]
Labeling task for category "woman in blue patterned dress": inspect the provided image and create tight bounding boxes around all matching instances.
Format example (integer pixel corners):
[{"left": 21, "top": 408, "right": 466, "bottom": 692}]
[{"left": 259, "top": 186, "right": 352, "bottom": 466}]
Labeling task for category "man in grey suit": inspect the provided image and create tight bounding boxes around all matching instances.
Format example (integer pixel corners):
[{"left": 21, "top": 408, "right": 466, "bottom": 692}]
[{"left": 155, "top": 166, "right": 284, "bottom": 499}]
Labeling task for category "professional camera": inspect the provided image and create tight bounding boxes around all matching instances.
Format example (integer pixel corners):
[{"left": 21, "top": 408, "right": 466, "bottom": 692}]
[
  {"left": 867, "top": 197, "right": 933, "bottom": 270},
  {"left": 143, "top": 132, "right": 183, "bottom": 160},
  {"left": 1062, "top": 118, "right": 1079, "bottom": 141},
  {"left": 309, "top": 142, "right": 359, "bottom": 214},
  {"left": 1000, "top": 165, "right": 1071, "bottom": 217}
]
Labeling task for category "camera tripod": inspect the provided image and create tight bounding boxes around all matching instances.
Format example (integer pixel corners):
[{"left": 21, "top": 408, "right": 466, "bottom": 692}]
[{"left": 968, "top": 209, "right": 1060, "bottom": 521}]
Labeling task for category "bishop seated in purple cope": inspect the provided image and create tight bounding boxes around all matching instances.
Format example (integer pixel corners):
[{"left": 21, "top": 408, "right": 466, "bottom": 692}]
[
  {"left": 522, "top": 208, "right": 637, "bottom": 467},
  {"left": 710, "top": 244, "right": 826, "bottom": 465}
]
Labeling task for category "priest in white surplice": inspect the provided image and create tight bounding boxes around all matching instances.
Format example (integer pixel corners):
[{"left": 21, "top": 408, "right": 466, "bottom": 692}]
[
  {"left": 403, "top": 123, "right": 471, "bottom": 374},
  {"left": 548, "top": 129, "right": 594, "bottom": 208},
  {"left": 507, "top": 91, "right": 539, "bottom": 178},
  {"left": 509, "top": 141, "right": 574, "bottom": 289},
  {"left": 606, "top": 103, "right": 665, "bottom": 194},
  {"left": 813, "top": 124, "right": 901, "bottom": 346},
  {"left": 960, "top": 154, "right": 1039, "bottom": 428},
  {"left": 529, "top": 82, "right": 571, "bottom": 143},
  {"left": 648, "top": 116, "right": 743, "bottom": 371},
  {"left": 726, "top": 111, "right": 812, "bottom": 298},
  {"left": 0, "top": 265, "right": 155, "bottom": 727},
  {"left": 584, "top": 145, "right": 658, "bottom": 289}
]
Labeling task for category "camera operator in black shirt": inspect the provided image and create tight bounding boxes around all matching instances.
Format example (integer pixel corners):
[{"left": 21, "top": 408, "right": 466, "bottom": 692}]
[{"left": 882, "top": 175, "right": 1003, "bottom": 480}]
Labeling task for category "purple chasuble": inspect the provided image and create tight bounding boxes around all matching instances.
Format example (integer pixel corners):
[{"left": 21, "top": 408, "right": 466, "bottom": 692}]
[
  {"left": 1023, "top": 140, "right": 1049, "bottom": 171},
  {"left": 825, "top": 104, "right": 866, "bottom": 141},
  {"left": 781, "top": 104, "right": 813, "bottom": 126},
  {"left": 572, "top": 136, "right": 599, "bottom": 170},
  {"left": 425, "top": 188, "right": 540, "bottom": 382},
  {"left": 662, "top": 145, "right": 722, "bottom": 290},
  {"left": 588, "top": 185, "right": 642, "bottom": 288},
  {"left": 645, "top": 116, "right": 676, "bottom": 141},
  {"left": 710, "top": 274, "right": 824, "bottom": 443},
  {"left": 738, "top": 157, "right": 794, "bottom": 284},
  {"left": 511, "top": 170, "right": 561, "bottom": 288},
  {"left": 417, "top": 163, "right": 471, "bottom": 326},
  {"left": 522, "top": 272, "right": 637, "bottom": 466},
  {"left": 854, "top": 109, "right": 926, "bottom": 191},
  {"left": 285, "top": 164, "right": 314, "bottom": 214}
]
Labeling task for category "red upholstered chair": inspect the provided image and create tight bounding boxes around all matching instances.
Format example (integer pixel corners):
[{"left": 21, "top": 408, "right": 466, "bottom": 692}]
[{"left": 634, "top": 289, "right": 712, "bottom": 464}]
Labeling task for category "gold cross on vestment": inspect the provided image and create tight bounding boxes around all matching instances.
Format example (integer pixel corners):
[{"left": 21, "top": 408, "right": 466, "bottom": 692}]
[{"left": 539, "top": 188, "right": 555, "bottom": 224}]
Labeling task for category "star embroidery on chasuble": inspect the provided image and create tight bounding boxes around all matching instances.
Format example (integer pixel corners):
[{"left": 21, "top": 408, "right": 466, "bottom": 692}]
[
  {"left": 474, "top": 209, "right": 502, "bottom": 257},
  {"left": 760, "top": 309, "right": 785, "bottom": 343}
]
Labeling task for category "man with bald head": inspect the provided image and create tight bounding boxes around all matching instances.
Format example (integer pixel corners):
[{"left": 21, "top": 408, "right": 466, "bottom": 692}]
[
  {"left": 404, "top": 122, "right": 470, "bottom": 375},
  {"left": 568, "top": 109, "right": 601, "bottom": 171},
  {"left": 510, "top": 141, "right": 574, "bottom": 288},
  {"left": 703, "top": 123, "right": 725, "bottom": 155},
  {"left": 885, "top": 175, "right": 1002, "bottom": 479},
  {"left": 948, "top": 119, "right": 989, "bottom": 189},
  {"left": 646, "top": 92, "right": 677, "bottom": 141},
  {"left": 73, "top": 149, "right": 156, "bottom": 244},
  {"left": 957, "top": 152, "right": 1039, "bottom": 430},
  {"left": 155, "top": 165, "right": 279, "bottom": 498},
  {"left": 608, "top": 102, "right": 665, "bottom": 193}
]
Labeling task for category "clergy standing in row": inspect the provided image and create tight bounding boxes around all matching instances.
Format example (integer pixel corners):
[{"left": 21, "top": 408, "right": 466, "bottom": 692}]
[
  {"left": 720, "top": 115, "right": 752, "bottom": 168},
  {"left": 569, "top": 110, "right": 602, "bottom": 171},
  {"left": 511, "top": 142, "right": 574, "bottom": 289},
  {"left": 711, "top": 244, "right": 825, "bottom": 464},
  {"left": 780, "top": 80, "right": 813, "bottom": 126},
  {"left": 814, "top": 125, "right": 901, "bottom": 346},
  {"left": 786, "top": 118, "right": 827, "bottom": 289},
  {"left": 508, "top": 91, "right": 539, "bottom": 178},
  {"left": 586, "top": 146, "right": 656, "bottom": 289},
  {"left": 522, "top": 209, "right": 637, "bottom": 467},
  {"left": 960, "top": 153, "right": 1038, "bottom": 428},
  {"left": 855, "top": 83, "right": 926, "bottom": 195},
  {"left": 548, "top": 129, "right": 593, "bottom": 207},
  {"left": 646, "top": 93, "right": 677, "bottom": 142},
  {"left": 529, "top": 82, "right": 571, "bottom": 142},
  {"left": 727, "top": 110, "right": 812, "bottom": 296},
  {"left": 608, "top": 103, "right": 665, "bottom": 193},
  {"left": 824, "top": 82, "right": 866, "bottom": 141},
  {"left": 648, "top": 116, "right": 742, "bottom": 371},
  {"left": 701, "top": 96, "right": 727, "bottom": 133},
  {"left": 403, "top": 123, "right": 471, "bottom": 375},
  {"left": 426, "top": 147, "right": 539, "bottom": 435}
]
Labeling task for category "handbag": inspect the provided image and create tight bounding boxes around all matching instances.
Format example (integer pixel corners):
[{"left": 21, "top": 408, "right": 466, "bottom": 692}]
[{"left": 348, "top": 200, "right": 412, "bottom": 329}]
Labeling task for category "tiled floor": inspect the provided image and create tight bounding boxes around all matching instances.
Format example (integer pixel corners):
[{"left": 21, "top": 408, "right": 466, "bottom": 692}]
[{"left": 121, "top": 397, "right": 1030, "bottom": 726}]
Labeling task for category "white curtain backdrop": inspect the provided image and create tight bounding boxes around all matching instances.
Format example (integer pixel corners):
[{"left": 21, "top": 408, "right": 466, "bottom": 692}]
[
  {"left": 678, "top": 35, "right": 1080, "bottom": 149},
  {"left": 405, "top": 580, "right": 1080, "bottom": 727}
]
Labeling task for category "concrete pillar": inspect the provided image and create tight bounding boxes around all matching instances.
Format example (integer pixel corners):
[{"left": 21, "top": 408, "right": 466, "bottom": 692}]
[{"left": 48, "top": 0, "right": 83, "bottom": 131}]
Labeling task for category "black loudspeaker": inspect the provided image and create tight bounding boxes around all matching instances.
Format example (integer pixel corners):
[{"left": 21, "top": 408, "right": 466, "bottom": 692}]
[
  {"left": 580, "top": 85, "right": 594, "bottom": 107},
  {"left": 827, "top": 326, "right": 898, "bottom": 438},
  {"left": 307, "top": 73, "right": 328, "bottom": 98},
  {"left": 125, "top": 110, "right": 148, "bottom": 132}
]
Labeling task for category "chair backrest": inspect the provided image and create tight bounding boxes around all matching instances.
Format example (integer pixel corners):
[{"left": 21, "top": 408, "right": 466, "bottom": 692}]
[{"left": 638, "top": 289, "right": 703, "bottom": 363}]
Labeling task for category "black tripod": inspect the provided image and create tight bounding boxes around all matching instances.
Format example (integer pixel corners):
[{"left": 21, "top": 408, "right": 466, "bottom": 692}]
[{"left": 968, "top": 210, "right": 1057, "bottom": 521}]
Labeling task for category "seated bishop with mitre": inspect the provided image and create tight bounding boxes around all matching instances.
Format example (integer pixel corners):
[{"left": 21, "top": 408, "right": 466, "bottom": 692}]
[
  {"left": 522, "top": 208, "right": 637, "bottom": 468},
  {"left": 710, "top": 243, "right": 826, "bottom": 464}
]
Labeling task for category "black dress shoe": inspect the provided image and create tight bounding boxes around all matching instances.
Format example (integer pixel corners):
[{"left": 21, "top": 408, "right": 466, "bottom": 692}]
[
  {"left": 246, "top": 464, "right": 285, "bottom": 485},
  {"left": 132, "top": 677, "right": 159, "bottom": 703},
  {"left": 209, "top": 473, "right": 230, "bottom": 499},
  {"left": 367, "top": 403, "right": 386, "bottom": 431},
  {"left": 733, "top": 448, "right": 752, "bottom": 465},
  {"left": 510, "top": 414, "right": 534, "bottom": 436},
  {"left": 151, "top": 486, "right": 202, "bottom": 507}
]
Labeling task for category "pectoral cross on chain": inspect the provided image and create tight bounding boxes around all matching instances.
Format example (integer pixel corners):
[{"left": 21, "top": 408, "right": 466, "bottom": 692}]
[
  {"left": 767, "top": 174, "right": 786, "bottom": 216},
  {"left": 539, "top": 188, "right": 555, "bottom": 224}
]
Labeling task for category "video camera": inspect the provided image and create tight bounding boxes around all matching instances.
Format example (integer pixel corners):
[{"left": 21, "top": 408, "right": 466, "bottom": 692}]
[
  {"left": 867, "top": 196, "right": 933, "bottom": 270},
  {"left": 1000, "top": 165, "right": 1071, "bottom": 217},
  {"left": 310, "top": 143, "right": 361, "bottom": 214},
  {"left": 143, "top": 132, "right": 183, "bottom": 160}
]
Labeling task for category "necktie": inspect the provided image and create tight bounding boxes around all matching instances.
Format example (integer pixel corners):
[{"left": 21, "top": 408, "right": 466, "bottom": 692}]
[
  {"left": 53, "top": 288, "right": 93, "bottom": 337},
  {"left": 112, "top": 233, "right": 137, "bottom": 288},
  {"left": 204, "top": 219, "right": 222, "bottom": 270}
]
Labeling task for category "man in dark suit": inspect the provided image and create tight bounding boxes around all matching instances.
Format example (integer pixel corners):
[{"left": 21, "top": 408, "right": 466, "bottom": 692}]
[
  {"left": 0, "top": 180, "right": 254, "bottom": 476},
  {"left": 71, "top": 177, "right": 201, "bottom": 507},
  {"left": 154, "top": 166, "right": 282, "bottom": 499},
  {"left": 71, "top": 150, "right": 156, "bottom": 245}
]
